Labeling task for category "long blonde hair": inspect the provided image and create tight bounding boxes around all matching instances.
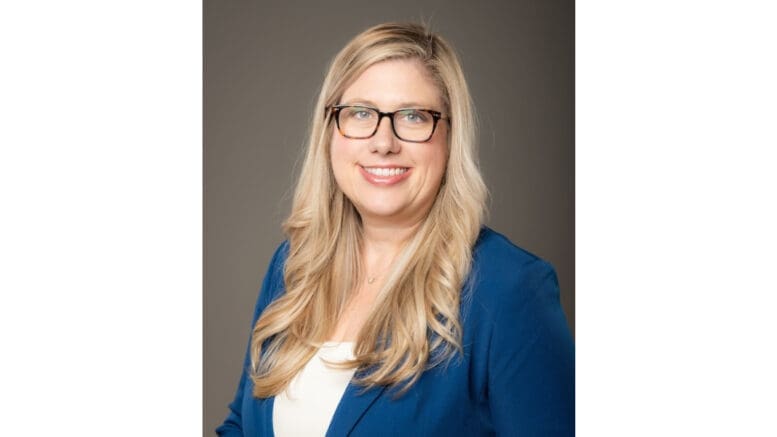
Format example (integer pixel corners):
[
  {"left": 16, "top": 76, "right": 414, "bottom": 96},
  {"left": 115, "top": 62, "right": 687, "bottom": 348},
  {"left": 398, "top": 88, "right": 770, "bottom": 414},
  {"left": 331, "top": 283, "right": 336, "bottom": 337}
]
[{"left": 249, "top": 22, "right": 487, "bottom": 397}]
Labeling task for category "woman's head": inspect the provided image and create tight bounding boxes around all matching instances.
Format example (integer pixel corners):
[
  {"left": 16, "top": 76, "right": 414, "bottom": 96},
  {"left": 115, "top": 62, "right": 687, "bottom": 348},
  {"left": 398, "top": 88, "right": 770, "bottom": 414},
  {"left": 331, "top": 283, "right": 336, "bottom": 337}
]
[
  {"left": 329, "top": 57, "right": 448, "bottom": 227},
  {"left": 292, "top": 22, "right": 484, "bottom": 232}
]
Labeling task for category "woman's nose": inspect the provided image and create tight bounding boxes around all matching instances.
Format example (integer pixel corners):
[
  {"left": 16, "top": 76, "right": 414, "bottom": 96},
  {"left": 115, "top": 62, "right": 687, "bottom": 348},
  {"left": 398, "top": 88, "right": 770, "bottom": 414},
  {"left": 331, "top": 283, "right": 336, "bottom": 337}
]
[{"left": 369, "top": 116, "right": 401, "bottom": 154}]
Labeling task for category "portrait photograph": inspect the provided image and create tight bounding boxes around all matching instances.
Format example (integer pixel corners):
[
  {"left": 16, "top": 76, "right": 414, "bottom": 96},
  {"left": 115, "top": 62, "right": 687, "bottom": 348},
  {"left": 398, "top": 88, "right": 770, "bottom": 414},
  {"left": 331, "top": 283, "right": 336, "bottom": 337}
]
[
  {"left": 205, "top": 0, "right": 574, "bottom": 435},
  {"left": 5, "top": 1, "right": 775, "bottom": 436}
]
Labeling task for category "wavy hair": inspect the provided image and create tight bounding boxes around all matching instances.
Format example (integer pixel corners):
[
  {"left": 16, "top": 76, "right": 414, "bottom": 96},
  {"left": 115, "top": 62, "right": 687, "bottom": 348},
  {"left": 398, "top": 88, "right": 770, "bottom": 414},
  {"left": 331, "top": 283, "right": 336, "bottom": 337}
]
[{"left": 249, "top": 22, "right": 487, "bottom": 397}]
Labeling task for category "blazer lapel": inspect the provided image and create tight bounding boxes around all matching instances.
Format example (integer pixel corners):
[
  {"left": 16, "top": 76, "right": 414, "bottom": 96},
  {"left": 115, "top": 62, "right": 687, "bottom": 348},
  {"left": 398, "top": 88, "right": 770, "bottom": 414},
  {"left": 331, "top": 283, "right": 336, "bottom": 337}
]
[
  {"left": 325, "top": 381, "right": 386, "bottom": 436},
  {"left": 245, "top": 393, "right": 275, "bottom": 436}
]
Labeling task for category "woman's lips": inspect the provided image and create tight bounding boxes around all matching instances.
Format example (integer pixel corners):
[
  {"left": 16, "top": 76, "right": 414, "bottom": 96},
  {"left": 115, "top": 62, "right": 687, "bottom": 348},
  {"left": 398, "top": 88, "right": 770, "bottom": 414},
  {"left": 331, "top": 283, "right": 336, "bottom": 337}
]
[{"left": 359, "top": 165, "right": 412, "bottom": 186}]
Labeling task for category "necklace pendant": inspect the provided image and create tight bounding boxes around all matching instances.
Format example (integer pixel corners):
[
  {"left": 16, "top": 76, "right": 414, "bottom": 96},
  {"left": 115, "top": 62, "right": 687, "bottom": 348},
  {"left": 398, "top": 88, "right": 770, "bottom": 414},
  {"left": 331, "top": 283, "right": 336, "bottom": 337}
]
[{"left": 367, "top": 277, "right": 376, "bottom": 284}]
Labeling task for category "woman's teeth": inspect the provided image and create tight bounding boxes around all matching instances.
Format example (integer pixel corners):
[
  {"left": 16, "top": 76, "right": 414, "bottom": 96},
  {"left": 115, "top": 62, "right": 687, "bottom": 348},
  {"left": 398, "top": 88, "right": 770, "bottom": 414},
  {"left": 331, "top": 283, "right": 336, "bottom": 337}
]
[{"left": 363, "top": 167, "right": 408, "bottom": 177}]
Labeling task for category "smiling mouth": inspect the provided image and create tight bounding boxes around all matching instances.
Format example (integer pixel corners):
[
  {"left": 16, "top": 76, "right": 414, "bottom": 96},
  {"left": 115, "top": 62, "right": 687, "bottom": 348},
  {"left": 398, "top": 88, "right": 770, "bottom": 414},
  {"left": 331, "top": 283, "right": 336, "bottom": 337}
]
[{"left": 361, "top": 166, "right": 409, "bottom": 177}]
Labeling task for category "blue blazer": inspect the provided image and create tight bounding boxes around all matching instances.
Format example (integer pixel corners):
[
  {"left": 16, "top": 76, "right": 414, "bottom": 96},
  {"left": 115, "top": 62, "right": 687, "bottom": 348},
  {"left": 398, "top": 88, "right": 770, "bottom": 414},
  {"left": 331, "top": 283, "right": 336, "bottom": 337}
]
[{"left": 217, "top": 227, "right": 575, "bottom": 436}]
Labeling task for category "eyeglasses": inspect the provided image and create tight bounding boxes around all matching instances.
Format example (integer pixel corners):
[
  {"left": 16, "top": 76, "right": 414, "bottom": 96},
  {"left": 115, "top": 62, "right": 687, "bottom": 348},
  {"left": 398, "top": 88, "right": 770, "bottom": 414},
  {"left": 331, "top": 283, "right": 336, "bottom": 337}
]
[{"left": 328, "top": 105, "right": 448, "bottom": 143}]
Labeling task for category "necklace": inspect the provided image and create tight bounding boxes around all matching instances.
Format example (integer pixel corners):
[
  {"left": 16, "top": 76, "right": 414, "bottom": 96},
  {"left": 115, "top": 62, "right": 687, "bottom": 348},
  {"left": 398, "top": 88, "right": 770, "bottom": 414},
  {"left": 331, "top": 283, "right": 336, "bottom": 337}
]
[
  {"left": 364, "top": 252, "right": 398, "bottom": 286},
  {"left": 366, "top": 269, "right": 385, "bottom": 284}
]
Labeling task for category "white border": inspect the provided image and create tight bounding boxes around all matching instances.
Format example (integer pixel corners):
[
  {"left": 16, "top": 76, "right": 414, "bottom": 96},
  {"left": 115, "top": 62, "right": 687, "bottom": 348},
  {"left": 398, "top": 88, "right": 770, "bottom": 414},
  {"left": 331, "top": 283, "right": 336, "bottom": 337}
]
[
  {"left": 578, "top": 1, "right": 777, "bottom": 435},
  {"left": 0, "top": 2, "right": 201, "bottom": 435}
]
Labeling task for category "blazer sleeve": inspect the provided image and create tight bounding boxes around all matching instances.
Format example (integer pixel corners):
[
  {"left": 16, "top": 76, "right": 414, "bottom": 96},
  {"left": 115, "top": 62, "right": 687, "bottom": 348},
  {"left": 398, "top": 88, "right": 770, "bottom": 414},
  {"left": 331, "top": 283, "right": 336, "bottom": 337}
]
[
  {"left": 487, "top": 259, "right": 575, "bottom": 437},
  {"left": 216, "top": 241, "right": 288, "bottom": 437}
]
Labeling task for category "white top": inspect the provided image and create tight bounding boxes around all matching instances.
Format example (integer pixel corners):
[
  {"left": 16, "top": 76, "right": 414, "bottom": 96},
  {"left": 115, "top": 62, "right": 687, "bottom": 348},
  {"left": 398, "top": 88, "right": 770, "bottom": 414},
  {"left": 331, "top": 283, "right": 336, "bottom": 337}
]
[{"left": 272, "top": 342, "right": 357, "bottom": 437}]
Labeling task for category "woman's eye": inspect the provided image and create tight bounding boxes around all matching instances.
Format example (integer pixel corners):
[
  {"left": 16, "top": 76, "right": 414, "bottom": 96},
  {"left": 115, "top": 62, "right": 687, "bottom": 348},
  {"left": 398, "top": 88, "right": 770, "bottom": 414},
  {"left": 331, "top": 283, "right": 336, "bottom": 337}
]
[
  {"left": 399, "top": 110, "right": 427, "bottom": 123},
  {"left": 347, "top": 108, "right": 373, "bottom": 119}
]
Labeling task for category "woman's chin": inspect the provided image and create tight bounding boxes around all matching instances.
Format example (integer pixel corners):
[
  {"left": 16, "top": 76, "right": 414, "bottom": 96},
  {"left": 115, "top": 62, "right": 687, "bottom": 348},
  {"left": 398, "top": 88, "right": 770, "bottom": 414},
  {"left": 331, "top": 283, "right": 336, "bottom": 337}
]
[
  {"left": 355, "top": 202, "right": 410, "bottom": 222},
  {"left": 359, "top": 207, "right": 403, "bottom": 220}
]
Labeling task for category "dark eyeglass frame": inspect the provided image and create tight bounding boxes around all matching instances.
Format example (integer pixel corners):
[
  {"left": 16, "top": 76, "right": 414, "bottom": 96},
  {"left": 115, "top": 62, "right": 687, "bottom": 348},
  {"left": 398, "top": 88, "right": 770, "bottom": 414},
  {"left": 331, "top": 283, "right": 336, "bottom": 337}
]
[{"left": 327, "top": 105, "right": 449, "bottom": 143}]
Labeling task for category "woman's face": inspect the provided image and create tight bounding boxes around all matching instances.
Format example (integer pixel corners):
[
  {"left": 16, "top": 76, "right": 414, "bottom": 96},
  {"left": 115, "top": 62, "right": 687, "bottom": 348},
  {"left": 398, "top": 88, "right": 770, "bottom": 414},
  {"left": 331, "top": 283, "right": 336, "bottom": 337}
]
[{"left": 330, "top": 58, "right": 448, "bottom": 228}]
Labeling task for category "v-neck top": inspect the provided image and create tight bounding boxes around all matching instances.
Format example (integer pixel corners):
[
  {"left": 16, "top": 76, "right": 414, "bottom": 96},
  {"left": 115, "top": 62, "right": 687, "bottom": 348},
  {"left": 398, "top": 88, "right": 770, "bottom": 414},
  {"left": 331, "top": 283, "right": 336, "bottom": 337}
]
[{"left": 272, "top": 342, "right": 357, "bottom": 436}]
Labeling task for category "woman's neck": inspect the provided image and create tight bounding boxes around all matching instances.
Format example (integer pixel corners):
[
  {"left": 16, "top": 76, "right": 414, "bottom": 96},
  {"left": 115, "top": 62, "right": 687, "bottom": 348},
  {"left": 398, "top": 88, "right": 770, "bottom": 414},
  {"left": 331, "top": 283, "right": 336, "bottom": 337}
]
[
  {"left": 361, "top": 219, "right": 418, "bottom": 256},
  {"left": 360, "top": 218, "right": 421, "bottom": 279}
]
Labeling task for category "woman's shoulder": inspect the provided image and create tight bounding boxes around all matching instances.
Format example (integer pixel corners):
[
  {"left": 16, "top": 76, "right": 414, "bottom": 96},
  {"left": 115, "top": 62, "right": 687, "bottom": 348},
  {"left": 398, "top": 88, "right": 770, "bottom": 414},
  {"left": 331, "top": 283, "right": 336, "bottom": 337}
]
[
  {"left": 467, "top": 226, "right": 560, "bottom": 313},
  {"left": 472, "top": 226, "right": 547, "bottom": 267},
  {"left": 265, "top": 240, "right": 290, "bottom": 284},
  {"left": 269, "top": 239, "right": 291, "bottom": 268},
  {"left": 256, "top": 240, "right": 291, "bottom": 308}
]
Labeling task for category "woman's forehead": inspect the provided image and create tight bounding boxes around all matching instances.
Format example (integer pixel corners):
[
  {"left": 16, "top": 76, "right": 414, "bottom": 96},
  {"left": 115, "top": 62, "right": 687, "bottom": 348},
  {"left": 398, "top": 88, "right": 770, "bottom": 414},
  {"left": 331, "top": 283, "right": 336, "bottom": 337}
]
[{"left": 339, "top": 59, "right": 443, "bottom": 110}]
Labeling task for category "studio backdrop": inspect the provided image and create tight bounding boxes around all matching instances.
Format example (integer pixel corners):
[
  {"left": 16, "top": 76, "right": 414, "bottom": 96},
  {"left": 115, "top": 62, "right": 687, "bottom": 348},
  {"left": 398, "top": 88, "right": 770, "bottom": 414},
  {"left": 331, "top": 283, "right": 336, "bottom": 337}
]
[{"left": 204, "top": 0, "right": 573, "bottom": 434}]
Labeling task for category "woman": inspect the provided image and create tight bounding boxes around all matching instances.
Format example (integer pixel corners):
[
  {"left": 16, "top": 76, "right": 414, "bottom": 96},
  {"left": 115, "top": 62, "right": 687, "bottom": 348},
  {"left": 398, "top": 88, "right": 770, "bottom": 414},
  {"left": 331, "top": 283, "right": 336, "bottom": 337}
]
[{"left": 217, "top": 22, "right": 574, "bottom": 436}]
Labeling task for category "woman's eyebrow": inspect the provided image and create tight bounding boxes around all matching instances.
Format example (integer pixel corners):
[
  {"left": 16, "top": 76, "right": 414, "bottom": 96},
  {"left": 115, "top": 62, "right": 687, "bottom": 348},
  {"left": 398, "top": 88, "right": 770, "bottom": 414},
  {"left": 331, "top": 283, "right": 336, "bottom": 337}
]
[
  {"left": 339, "top": 99, "right": 434, "bottom": 109},
  {"left": 338, "top": 99, "right": 377, "bottom": 107}
]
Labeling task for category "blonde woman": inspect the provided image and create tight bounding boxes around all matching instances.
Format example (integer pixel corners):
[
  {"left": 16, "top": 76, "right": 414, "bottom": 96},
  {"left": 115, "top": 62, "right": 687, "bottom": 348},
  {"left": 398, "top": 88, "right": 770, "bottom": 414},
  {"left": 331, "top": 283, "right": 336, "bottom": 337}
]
[{"left": 217, "top": 22, "right": 574, "bottom": 436}]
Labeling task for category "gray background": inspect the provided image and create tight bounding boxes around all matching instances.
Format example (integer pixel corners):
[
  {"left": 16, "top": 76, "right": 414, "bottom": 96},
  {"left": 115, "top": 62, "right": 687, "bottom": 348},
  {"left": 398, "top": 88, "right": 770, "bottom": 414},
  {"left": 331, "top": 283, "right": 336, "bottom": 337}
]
[{"left": 204, "top": 0, "right": 573, "bottom": 434}]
